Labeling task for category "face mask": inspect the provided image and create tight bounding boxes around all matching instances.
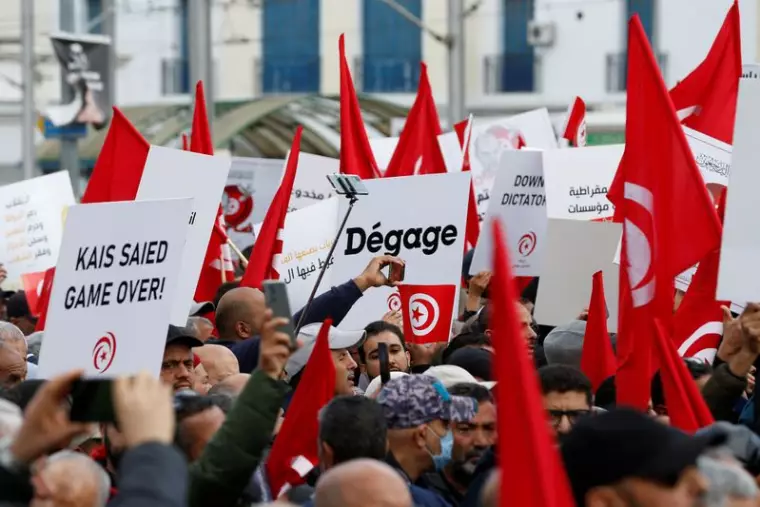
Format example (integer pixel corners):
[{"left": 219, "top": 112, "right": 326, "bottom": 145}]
[{"left": 426, "top": 427, "right": 453, "bottom": 471}]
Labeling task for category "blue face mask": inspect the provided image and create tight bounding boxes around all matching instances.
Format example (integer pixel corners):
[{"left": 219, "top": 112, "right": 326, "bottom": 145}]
[{"left": 427, "top": 427, "right": 453, "bottom": 471}]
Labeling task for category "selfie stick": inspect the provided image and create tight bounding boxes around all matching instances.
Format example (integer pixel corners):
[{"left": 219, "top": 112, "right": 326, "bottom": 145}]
[{"left": 294, "top": 176, "right": 366, "bottom": 333}]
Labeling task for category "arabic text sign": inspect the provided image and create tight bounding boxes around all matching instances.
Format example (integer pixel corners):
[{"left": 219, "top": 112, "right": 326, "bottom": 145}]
[
  {"left": 331, "top": 172, "right": 470, "bottom": 330},
  {"left": 289, "top": 153, "right": 338, "bottom": 212},
  {"left": 224, "top": 157, "right": 283, "bottom": 253},
  {"left": 683, "top": 126, "right": 731, "bottom": 187},
  {"left": 0, "top": 171, "right": 75, "bottom": 290},
  {"left": 254, "top": 198, "right": 338, "bottom": 312},
  {"left": 137, "top": 146, "right": 231, "bottom": 325},
  {"left": 37, "top": 198, "right": 192, "bottom": 379},
  {"left": 542, "top": 144, "right": 623, "bottom": 220},
  {"left": 470, "top": 150, "right": 546, "bottom": 276}
]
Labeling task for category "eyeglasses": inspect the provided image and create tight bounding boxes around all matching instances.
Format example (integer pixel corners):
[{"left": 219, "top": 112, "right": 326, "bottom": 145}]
[{"left": 547, "top": 409, "right": 591, "bottom": 428}]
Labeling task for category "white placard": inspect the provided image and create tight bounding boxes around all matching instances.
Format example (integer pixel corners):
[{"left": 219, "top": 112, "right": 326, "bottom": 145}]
[
  {"left": 289, "top": 153, "right": 338, "bottom": 212},
  {"left": 542, "top": 144, "right": 623, "bottom": 220},
  {"left": 331, "top": 172, "right": 470, "bottom": 329},
  {"left": 37, "top": 198, "right": 192, "bottom": 378},
  {"left": 683, "top": 126, "right": 731, "bottom": 187},
  {"left": 717, "top": 80, "right": 760, "bottom": 304},
  {"left": 0, "top": 172, "right": 75, "bottom": 289},
  {"left": 254, "top": 198, "right": 339, "bottom": 312},
  {"left": 369, "top": 131, "right": 464, "bottom": 175},
  {"left": 136, "top": 146, "right": 231, "bottom": 325},
  {"left": 742, "top": 63, "right": 760, "bottom": 80},
  {"left": 534, "top": 219, "right": 622, "bottom": 332},
  {"left": 469, "top": 108, "right": 558, "bottom": 220},
  {"left": 223, "top": 157, "right": 283, "bottom": 253},
  {"left": 470, "top": 150, "right": 546, "bottom": 276}
]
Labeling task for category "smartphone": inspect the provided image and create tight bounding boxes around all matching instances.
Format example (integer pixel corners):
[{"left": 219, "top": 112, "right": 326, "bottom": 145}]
[
  {"left": 326, "top": 174, "right": 369, "bottom": 196},
  {"left": 378, "top": 343, "right": 391, "bottom": 385},
  {"left": 263, "top": 280, "right": 297, "bottom": 346},
  {"left": 70, "top": 378, "right": 116, "bottom": 423},
  {"left": 389, "top": 262, "right": 405, "bottom": 284}
]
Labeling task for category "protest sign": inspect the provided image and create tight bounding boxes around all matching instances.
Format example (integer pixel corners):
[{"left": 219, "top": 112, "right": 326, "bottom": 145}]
[
  {"left": 742, "top": 63, "right": 760, "bottom": 80},
  {"left": 369, "top": 131, "right": 464, "bottom": 174},
  {"left": 223, "top": 157, "right": 283, "bottom": 253},
  {"left": 331, "top": 172, "right": 470, "bottom": 330},
  {"left": 683, "top": 126, "right": 731, "bottom": 187},
  {"left": 289, "top": 153, "right": 338, "bottom": 212},
  {"left": 542, "top": 144, "right": 623, "bottom": 220},
  {"left": 37, "top": 198, "right": 191, "bottom": 378},
  {"left": 717, "top": 79, "right": 760, "bottom": 304},
  {"left": 253, "top": 198, "right": 339, "bottom": 312},
  {"left": 534, "top": 219, "right": 621, "bottom": 332},
  {"left": 0, "top": 171, "right": 75, "bottom": 289},
  {"left": 469, "top": 150, "right": 546, "bottom": 276},
  {"left": 469, "top": 108, "right": 558, "bottom": 219},
  {"left": 136, "top": 146, "right": 231, "bottom": 325}
]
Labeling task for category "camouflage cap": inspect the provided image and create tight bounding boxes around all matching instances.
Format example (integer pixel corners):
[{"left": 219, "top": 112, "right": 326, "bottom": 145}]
[{"left": 377, "top": 374, "right": 478, "bottom": 429}]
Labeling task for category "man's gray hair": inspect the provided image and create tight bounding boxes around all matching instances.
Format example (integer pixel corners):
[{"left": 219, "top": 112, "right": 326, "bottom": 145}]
[
  {"left": 0, "top": 322, "right": 25, "bottom": 345},
  {"left": 0, "top": 399, "right": 22, "bottom": 439},
  {"left": 698, "top": 455, "right": 758, "bottom": 507},
  {"left": 47, "top": 450, "right": 112, "bottom": 507}
]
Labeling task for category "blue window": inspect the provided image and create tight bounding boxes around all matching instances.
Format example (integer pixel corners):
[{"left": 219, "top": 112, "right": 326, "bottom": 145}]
[
  {"left": 178, "top": 0, "right": 190, "bottom": 93},
  {"left": 362, "top": 0, "right": 421, "bottom": 93},
  {"left": 627, "top": 0, "right": 654, "bottom": 42},
  {"left": 501, "top": 0, "right": 535, "bottom": 92},
  {"left": 86, "top": 0, "right": 102, "bottom": 34},
  {"left": 262, "top": 0, "right": 321, "bottom": 93}
]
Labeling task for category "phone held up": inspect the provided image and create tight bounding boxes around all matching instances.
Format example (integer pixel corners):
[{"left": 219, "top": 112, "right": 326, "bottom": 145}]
[{"left": 263, "top": 280, "right": 298, "bottom": 348}]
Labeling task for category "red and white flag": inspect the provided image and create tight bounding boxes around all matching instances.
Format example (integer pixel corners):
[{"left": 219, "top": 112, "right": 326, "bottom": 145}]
[
  {"left": 561, "top": 96, "right": 587, "bottom": 147},
  {"left": 397, "top": 284, "right": 456, "bottom": 344},
  {"left": 20, "top": 271, "right": 47, "bottom": 316}
]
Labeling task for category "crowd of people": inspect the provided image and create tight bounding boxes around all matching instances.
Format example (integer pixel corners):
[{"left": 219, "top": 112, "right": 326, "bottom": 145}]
[{"left": 0, "top": 247, "right": 759, "bottom": 507}]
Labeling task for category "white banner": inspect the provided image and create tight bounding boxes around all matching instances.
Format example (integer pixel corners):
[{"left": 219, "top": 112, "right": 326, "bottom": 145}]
[
  {"left": 223, "top": 157, "right": 283, "bottom": 253},
  {"left": 470, "top": 150, "right": 546, "bottom": 276},
  {"left": 469, "top": 108, "right": 558, "bottom": 220},
  {"left": 0, "top": 171, "right": 75, "bottom": 290},
  {"left": 543, "top": 144, "right": 623, "bottom": 220},
  {"left": 289, "top": 153, "right": 338, "bottom": 212},
  {"left": 136, "top": 146, "right": 231, "bottom": 325},
  {"left": 331, "top": 172, "right": 470, "bottom": 330},
  {"left": 254, "top": 198, "right": 339, "bottom": 312},
  {"left": 369, "top": 131, "right": 464, "bottom": 175},
  {"left": 37, "top": 198, "right": 192, "bottom": 378},
  {"left": 683, "top": 126, "right": 731, "bottom": 187}
]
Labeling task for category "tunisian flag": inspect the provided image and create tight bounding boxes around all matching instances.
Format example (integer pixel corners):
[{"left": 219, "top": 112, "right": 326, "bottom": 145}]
[
  {"left": 606, "top": 16, "right": 722, "bottom": 411},
  {"left": 240, "top": 127, "right": 303, "bottom": 289},
  {"left": 454, "top": 119, "right": 480, "bottom": 250},
  {"left": 580, "top": 271, "right": 616, "bottom": 392},
  {"left": 34, "top": 268, "right": 55, "bottom": 332},
  {"left": 490, "top": 219, "right": 575, "bottom": 507},
  {"left": 266, "top": 319, "right": 335, "bottom": 498},
  {"left": 560, "top": 96, "right": 586, "bottom": 147},
  {"left": 384, "top": 63, "right": 446, "bottom": 177},
  {"left": 669, "top": 0, "right": 742, "bottom": 144},
  {"left": 397, "top": 284, "right": 456, "bottom": 344},
  {"left": 338, "top": 35, "right": 381, "bottom": 180},
  {"left": 190, "top": 81, "right": 235, "bottom": 303}
]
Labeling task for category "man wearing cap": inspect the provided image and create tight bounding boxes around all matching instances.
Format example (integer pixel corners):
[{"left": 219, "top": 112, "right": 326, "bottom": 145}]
[
  {"left": 377, "top": 375, "right": 478, "bottom": 491},
  {"left": 285, "top": 323, "right": 365, "bottom": 395},
  {"left": 162, "top": 325, "right": 204, "bottom": 392},
  {"left": 561, "top": 408, "right": 720, "bottom": 507}
]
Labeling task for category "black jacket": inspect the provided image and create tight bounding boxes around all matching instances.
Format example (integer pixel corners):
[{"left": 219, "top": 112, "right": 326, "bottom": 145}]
[{"left": 108, "top": 443, "right": 187, "bottom": 507}]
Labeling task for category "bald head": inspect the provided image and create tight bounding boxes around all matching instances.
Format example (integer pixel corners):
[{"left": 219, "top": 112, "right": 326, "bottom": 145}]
[
  {"left": 209, "top": 373, "right": 250, "bottom": 397},
  {"left": 0, "top": 322, "right": 26, "bottom": 358},
  {"left": 315, "top": 459, "right": 411, "bottom": 507},
  {"left": 215, "top": 287, "right": 266, "bottom": 341},
  {"left": 194, "top": 345, "right": 239, "bottom": 385},
  {"left": 33, "top": 451, "right": 110, "bottom": 507}
]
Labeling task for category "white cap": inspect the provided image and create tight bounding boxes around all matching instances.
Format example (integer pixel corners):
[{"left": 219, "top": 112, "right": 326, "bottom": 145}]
[
  {"left": 284, "top": 323, "right": 366, "bottom": 380},
  {"left": 364, "top": 371, "right": 408, "bottom": 399},
  {"left": 189, "top": 300, "right": 215, "bottom": 316},
  {"left": 424, "top": 365, "right": 496, "bottom": 390}
]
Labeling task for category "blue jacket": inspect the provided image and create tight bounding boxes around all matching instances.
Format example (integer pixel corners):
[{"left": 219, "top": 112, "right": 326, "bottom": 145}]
[{"left": 211, "top": 280, "right": 364, "bottom": 374}]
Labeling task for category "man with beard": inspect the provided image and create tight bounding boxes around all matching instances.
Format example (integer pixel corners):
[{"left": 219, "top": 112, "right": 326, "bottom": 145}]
[
  {"left": 357, "top": 321, "right": 411, "bottom": 388},
  {"left": 421, "top": 383, "right": 496, "bottom": 506}
]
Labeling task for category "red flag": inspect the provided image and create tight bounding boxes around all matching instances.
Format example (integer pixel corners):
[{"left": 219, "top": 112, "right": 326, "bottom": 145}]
[
  {"left": 490, "top": 219, "right": 575, "bottom": 507},
  {"left": 672, "top": 191, "right": 729, "bottom": 363},
  {"left": 669, "top": 1, "right": 741, "bottom": 144},
  {"left": 580, "top": 271, "right": 616, "bottom": 392},
  {"left": 34, "top": 268, "right": 55, "bottom": 332},
  {"left": 339, "top": 35, "right": 380, "bottom": 180},
  {"left": 266, "top": 319, "right": 336, "bottom": 497},
  {"left": 653, "top": 319, "right": 714, "bottom": 433},
  {"left": 454, "top": 119, "right": 480, "bottom": 249},
  {"left": 20, "top": 271, "right": 47, "bottom": 316},
  {"left": 561, "top": 96, "right": 587, "bottom": 147},
  {"left": 397, "top": 284, "right": 456, "bottom": 344},
  {"left": 384, "top": 63, "right": 445, "bottom": 177},
  {"left": 190, "top": 81, "right": 235, "bottom": 302},
  {"left": 607, "top": 16, "right": 722, "bottom": 410},
  {"left": 241, "top": 127, "right": 303, "bottom": 289},
  {"left": 81, "top": 107, "right": 149, "bottom": 204}
]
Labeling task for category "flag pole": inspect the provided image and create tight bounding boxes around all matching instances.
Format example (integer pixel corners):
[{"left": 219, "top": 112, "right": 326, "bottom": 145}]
[
  {"left": 226, "top": 238, "right": 249, "bottom": 267},
  {"left": 220, "top": 252, "right": 227, "bottom": 283}
]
